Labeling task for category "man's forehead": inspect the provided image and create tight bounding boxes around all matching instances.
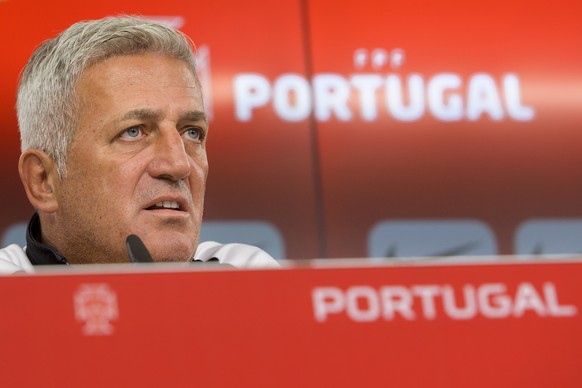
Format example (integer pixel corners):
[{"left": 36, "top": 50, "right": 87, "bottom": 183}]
[{"left": 81, "top": 53, "right": 200, "bottom": 88}]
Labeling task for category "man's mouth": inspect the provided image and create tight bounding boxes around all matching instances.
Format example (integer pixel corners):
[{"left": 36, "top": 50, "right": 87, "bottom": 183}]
[{"left": 147, "top": 201, "right": 182, "bottom": 211}]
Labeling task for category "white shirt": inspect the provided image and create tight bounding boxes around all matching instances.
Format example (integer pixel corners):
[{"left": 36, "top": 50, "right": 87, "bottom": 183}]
[{"left": 0, "top": 241, "right": 279, "bottom": 275}]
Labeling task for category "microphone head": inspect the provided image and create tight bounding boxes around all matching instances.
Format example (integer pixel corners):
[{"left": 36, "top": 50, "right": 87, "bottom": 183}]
[{"left": 126, "top": 234, "right": 154, "bottom": 263}]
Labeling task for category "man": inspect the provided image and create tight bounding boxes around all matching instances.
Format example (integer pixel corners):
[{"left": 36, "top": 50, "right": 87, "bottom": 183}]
[{"left": 0, "top": 16, "right": 278, "bottom": 274}]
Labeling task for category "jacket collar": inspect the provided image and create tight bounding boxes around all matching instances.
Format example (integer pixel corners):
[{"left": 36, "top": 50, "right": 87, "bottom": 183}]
[{"left": 26, "top": 212, "right": 68, "bottom": 265}]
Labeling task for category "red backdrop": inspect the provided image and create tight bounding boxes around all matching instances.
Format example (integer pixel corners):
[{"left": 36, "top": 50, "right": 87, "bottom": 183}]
[{"left": 1, "top": 0, "right": 581, "bottom": 259}]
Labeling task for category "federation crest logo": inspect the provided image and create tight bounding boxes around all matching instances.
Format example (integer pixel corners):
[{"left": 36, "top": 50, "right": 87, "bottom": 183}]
[{"left": 74, "top": 284, "right": 119, "bottom": 336}]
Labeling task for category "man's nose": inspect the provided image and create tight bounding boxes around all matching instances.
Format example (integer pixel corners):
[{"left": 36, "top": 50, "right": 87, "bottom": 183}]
[{"left": 147, "top": 130, "right": 191, "bottom": 181}]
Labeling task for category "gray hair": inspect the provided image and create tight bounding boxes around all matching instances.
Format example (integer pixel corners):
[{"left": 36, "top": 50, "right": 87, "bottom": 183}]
[{"left": 17, "top": 15, "right": 197, "bottom": 178}]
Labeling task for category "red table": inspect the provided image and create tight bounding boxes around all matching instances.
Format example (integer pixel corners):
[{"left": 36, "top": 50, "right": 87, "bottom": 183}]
[{"left": 1, "top": 258, "right": 581, "bottom": 387}]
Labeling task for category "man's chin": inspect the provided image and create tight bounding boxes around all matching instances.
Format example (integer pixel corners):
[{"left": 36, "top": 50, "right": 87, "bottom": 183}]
[
  {"left": 145, "top": 237, "right": 197, "bottom": 263},
  {"left": 129, "top": 227, "right": 198, "bottom": 262}
]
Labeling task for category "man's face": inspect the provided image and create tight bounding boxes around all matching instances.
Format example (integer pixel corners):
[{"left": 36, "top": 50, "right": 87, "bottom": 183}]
[{"left": 50, "top": 53, "right": 208, "bottom": 263}]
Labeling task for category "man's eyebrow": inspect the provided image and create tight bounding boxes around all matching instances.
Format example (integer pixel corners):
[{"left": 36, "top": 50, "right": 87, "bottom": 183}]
[
  {"left": 120, "top": 109, "right": 208, "bottom": 123},
  {"left": 120, "top": 109, "right": 163, "bottom": 122},
  {"left": 119, "top": 109, "right": 207, "bottom": 124},
  {"left": 181, "top": 111, "right": 208, "bottom": 124}
]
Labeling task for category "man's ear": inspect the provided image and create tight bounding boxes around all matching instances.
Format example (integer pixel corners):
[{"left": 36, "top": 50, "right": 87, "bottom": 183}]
[{"left": 18, "top": 149, "right": 60, "bottom": 213}]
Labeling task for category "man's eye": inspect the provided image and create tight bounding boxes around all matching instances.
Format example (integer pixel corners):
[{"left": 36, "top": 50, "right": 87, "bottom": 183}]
[
  {"left": 183, "top": 128, "right": 203, "bottom": 142},
  {"left": 120, "top": 126, "right": 143, "bottom": 139}
]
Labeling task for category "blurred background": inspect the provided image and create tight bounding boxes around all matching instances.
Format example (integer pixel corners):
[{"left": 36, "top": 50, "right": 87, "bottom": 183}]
[{"left": 1, "top": 0, "right": 581, "bottom": 261}]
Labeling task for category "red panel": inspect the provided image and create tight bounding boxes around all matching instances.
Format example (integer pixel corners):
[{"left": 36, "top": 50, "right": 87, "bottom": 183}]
[
  {"left": 0, "top": 0, "right": 320, "bottom": 258},
  {"left": 0, "top": 260, "right": 581, "bottom": 386},
  {"left": 307, "top": 0, "right": 582, "bottom": 257}
]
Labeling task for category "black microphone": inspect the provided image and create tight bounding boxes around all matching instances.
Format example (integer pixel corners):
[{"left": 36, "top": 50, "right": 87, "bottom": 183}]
[{"left": 126, "top": 234, "right": 154, "bottom": 263}]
